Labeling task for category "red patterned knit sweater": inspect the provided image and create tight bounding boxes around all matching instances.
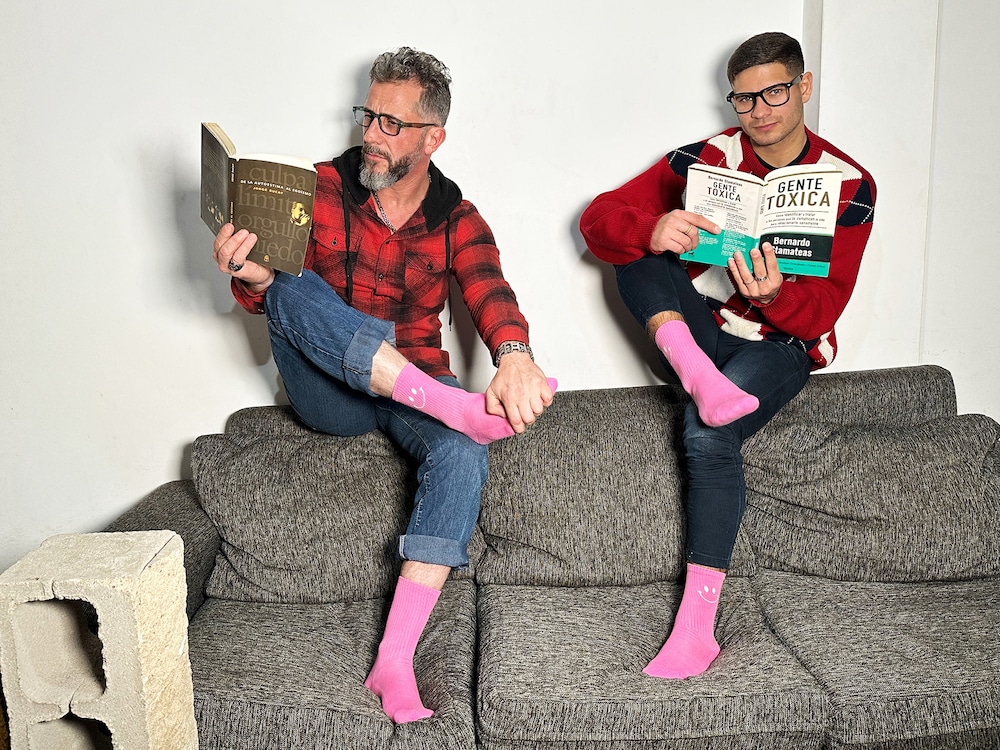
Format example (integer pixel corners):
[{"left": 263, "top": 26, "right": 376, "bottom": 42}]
[{"left": 580, "top": 127, "right": 876, "bottom": 369}]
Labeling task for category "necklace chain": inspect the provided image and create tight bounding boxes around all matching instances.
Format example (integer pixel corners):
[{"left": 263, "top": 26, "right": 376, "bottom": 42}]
[{"left": 372, "top": 191, "right": 396, "bottom": 233}]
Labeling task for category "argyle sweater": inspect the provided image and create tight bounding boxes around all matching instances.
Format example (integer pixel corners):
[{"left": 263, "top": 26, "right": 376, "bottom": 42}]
[
  {"left": 233, "top": 146, "right": 530, "bottom": 378},
  {"left": 580, "top": 127, "right": 876, "bottom": 369}
]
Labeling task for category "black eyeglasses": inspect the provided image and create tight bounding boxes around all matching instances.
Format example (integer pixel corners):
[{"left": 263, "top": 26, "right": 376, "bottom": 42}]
[
  {"left": 353, "top": 106, "right": 438, "bottom": 136},
  {"left": 726, "top": 75, "right": 803, "bottom": 114}
]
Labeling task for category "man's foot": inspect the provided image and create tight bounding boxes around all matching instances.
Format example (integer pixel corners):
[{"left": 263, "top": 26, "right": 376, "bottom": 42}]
[
  {"left": 393, "top": 364, "right": 558, "bottom": 443},
  {"left": 365, "top": 656, "right": 434, "bottom": 723},
  {"left": 643, "top": 564, "right": 726, "bottom": 679},
  {"left": 654, "top": 320, "right": 757, "bottom": 427},
  {"left": 366, "top": 577, "right": 440, "bottom": 723}
]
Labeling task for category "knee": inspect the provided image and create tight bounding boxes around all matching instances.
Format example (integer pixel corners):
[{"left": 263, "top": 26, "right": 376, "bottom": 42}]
[
  {"left": 431, "top": 434, "right": 489, "bottom": 484},
  {"left": 616, "top": 254, "right": 659, "bottom": 293},
  {"left": 683, "top": 407, "right": 742, "bottom": 461},
  {"left": 264, "top": 269, "right": 331, "bottom": 322},
  {"left": 262, "top": 272, "right": 290, "bottom": 327}
]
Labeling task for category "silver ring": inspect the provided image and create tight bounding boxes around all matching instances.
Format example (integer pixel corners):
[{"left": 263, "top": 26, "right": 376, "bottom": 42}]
[
  {"left": 228, "top": 259, "right": 244, "bottom": 272},
  {"left": 753, "top": 274, "right": 767, "bottom": 282}
]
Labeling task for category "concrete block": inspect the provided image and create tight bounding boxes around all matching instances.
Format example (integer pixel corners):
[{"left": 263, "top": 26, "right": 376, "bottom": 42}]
[{"left": 0, "top": 531, "right": 198, "bottom": 749}]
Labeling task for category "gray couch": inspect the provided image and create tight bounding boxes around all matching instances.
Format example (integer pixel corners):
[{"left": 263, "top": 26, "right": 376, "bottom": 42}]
[{"left": 107, "top": 364, "right": 1000, "bottom": 749}]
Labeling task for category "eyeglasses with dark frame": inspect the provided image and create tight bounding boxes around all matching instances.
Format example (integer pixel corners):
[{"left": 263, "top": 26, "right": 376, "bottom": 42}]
[
  {"left": 353, "top": 106, "right": 438, "bottom": 136},
  {"left": 726, "top": 74, "right": 803, "bottom": 114}
]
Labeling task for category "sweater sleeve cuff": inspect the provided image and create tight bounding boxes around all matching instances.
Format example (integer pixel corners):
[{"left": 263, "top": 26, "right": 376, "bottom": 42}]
[
  {"left": 627, "top": 213, "right": 663, "bottom": 255},
  {"left": 750, "top": 283, "right": 794, "bottom": 318}
]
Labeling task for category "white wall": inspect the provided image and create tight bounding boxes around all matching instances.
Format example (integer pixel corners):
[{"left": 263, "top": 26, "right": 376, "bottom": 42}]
[
  {"left": 2, "top": 1, "right": 996, "bottom": 572},
  {"left": 923, "top": 1, "right": 1000, "bottom": 417},
  {"left": 813, "top": 0, "right": 939, "bottom": 373}
]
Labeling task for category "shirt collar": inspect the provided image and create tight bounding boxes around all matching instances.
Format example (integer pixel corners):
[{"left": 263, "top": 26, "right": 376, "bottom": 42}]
[{"left": 335, "top": 146, "right": 462, "bottom": 230}]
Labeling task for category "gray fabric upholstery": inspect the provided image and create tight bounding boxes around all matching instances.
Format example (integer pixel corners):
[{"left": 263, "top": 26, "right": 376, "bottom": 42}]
[
  {"left": 192, "top": 427, "right": 414, "bottom": 603},
  {"left": 190, "top": 411, "right": 481, "bottom": 604},
  {"left": 760, "top": 365, "right": 957, "bottom": 428},
  {"left": 743, "top": 412, "right": 1000, "bottom": 581},
  {"left": 224, "top": 404, "right": 309, "bottom": 436},
  {"left": 105, "top": 478, "right": 220, "bottom": 617},
  {"left": 477, "top": 577, "right": 827, "bottom": 749},
  {"left": 101, "top": 365, "right": 1000, "bottom": 748},
  {"left": 188, "top": 580, "right": 478, "bottom": 750},
  {"left": 478, "top": 384, "right": 755, "bottom": 587},
  {"left": 754, "top": 570, "right": 1000, "bottom": 750}
]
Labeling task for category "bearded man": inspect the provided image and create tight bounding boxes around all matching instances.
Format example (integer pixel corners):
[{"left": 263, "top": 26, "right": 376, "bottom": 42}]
[{"left": 212, "top": 47, "right": 555, "bottom": 723}]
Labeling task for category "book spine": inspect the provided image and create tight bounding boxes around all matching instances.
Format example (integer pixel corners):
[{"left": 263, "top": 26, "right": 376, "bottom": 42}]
[{"left": 228, "top": 159, "right": 236, "bottom": 223}]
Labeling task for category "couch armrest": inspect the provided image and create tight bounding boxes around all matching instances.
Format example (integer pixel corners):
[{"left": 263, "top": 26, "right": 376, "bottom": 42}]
[{"left": 105, "top": 480, "right": 220, "bottom": 618}]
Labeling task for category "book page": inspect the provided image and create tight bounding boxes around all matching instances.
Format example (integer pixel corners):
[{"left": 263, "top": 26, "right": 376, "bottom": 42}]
[{"left": 681, "top": 165, "right": 763, "bottom": 267}]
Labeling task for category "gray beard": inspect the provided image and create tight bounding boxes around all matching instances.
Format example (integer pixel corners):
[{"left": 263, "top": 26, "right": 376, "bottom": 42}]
[{"left": 359, "top": 149, "right": 416, "bottom": 191}]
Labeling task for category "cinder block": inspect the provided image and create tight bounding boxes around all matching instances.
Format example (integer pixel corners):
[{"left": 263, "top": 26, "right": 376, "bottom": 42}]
[{"left": 0, "top": 531, "right": 198, "bottom": 749}]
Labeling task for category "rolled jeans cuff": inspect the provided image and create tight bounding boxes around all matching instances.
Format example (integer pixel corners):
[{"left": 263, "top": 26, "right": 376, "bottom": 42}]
[
  {"left": 343, "top": 316, "right": 395, "bottom": 396},
  {"left": 399, "top": 534, "right": 470, "bottom": 569}
]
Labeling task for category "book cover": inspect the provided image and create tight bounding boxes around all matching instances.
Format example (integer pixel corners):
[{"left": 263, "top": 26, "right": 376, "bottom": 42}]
[
  {"left": 200, "top": 122, "right": 317, "bottom": 276},
  {"left": 680, "top": 162, "right": 842, "bottom": 278}
]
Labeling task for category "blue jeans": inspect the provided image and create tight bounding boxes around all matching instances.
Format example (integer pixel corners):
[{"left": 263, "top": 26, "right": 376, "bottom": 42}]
[
  {"left": 263, "top": 270, "right": 487, "bottom": 569},
  {"left": 615, "top": 253, "right": 812, "bottom": 569}
]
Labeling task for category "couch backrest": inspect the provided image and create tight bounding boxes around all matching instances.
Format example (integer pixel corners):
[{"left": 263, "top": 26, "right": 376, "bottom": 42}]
[
  {"left": 190, "top": 365, "right": 989, "bottom": 600},
  {"left": 742, "top": 365, "right": 1000, "bottom": 581},
  {"left": 475, "top": 384, "right": 757, "bottom": 587},
  {"left": 757, "top": 363, "right": 958, "bottom": 427}
]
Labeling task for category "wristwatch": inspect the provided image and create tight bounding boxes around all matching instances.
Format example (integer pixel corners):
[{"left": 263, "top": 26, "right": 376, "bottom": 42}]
[{"left": 493, "top": 341, "right": 533, "bottom": 367}]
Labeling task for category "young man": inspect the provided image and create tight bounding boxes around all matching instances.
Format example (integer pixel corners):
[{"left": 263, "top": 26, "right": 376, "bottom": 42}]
[
  {"left": 580, "top": 32, "right": 876, "bottom": 679},
  {"left": 213, "top": 47, "right": 556, "bottom": 722}
]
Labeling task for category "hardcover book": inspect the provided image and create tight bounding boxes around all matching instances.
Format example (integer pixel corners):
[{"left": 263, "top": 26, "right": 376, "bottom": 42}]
[
  {"left": 200, "top": 122, "right": 317, "bottom": 276},
  {"left": 681, "top": 162, "right": 842, "bottom": 277}
]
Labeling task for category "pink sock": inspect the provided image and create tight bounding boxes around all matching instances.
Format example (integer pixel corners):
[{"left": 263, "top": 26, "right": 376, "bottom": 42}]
[
  {"left": 654, "top": 320, "right": 758, "bottom": 427},
  {"left": 644, "top": 563, "right": 726, "bottom": 679},
  {"left": 365, "top": 576, "right": 441, "bottom": 724},
  {"left": 391, "top": 363, "right": 558, "bottom": 444}
]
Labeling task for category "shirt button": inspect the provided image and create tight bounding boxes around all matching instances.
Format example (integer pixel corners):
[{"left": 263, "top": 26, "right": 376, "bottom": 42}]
[{"left": 378, "top": 273, "right": 384, "bottom": 280}]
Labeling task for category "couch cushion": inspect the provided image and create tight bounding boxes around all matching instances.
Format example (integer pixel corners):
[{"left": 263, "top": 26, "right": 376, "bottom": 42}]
[
  {"left": 191, "top": 417, "right": 413, "bottom": 603},
  {"left": 477, "top": 385, "right": 756, "bottom": 587},
  {"left": 743, "top": 413, "right": 1000, "bottom": 581},
  {"left": 188, "top": 580, "right": 477, "bottom": 750},
  {"left": 754, "top": 570, "right": 1000, "bottom": 749},
  {"left": 191, "top": 406, "right": 481, "bottom": 604},
  {"left": 476, "top": 577, "right": 828, "bottom": 749}
]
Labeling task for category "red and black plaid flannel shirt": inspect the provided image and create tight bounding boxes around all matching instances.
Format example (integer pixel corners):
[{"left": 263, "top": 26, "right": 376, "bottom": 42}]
[{"left": 233, "top": 147, "right": 529, "bottom": 379}]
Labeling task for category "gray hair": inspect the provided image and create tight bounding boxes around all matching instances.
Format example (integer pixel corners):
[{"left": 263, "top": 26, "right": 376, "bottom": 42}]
[{"left": 369, "top": 47, "right": 452, "bottom": 126}]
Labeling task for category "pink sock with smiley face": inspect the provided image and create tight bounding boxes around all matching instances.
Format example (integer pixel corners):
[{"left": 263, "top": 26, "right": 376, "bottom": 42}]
[
  {"left": 643, "top": 563, "right": 726, "bottom": 679},
  {"left": 653, "top": 320, "right": 758, "bottom": 427},
  {"left": 391, "top": 363, "right": 558, "bottom": 445}
]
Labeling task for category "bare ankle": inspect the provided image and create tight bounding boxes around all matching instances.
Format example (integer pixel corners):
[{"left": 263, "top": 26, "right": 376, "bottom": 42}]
[{"left": 647, "top": 311, "right": 685, "bottom": 338}]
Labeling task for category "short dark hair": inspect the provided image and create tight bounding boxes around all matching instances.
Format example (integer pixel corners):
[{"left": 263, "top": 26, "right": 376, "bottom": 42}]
[
  {"left": 369, "top": 47, "right": 452, "bottom": 126},
  {"left": 727, "top": 32, "right": 804, "bottom": 84}
]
